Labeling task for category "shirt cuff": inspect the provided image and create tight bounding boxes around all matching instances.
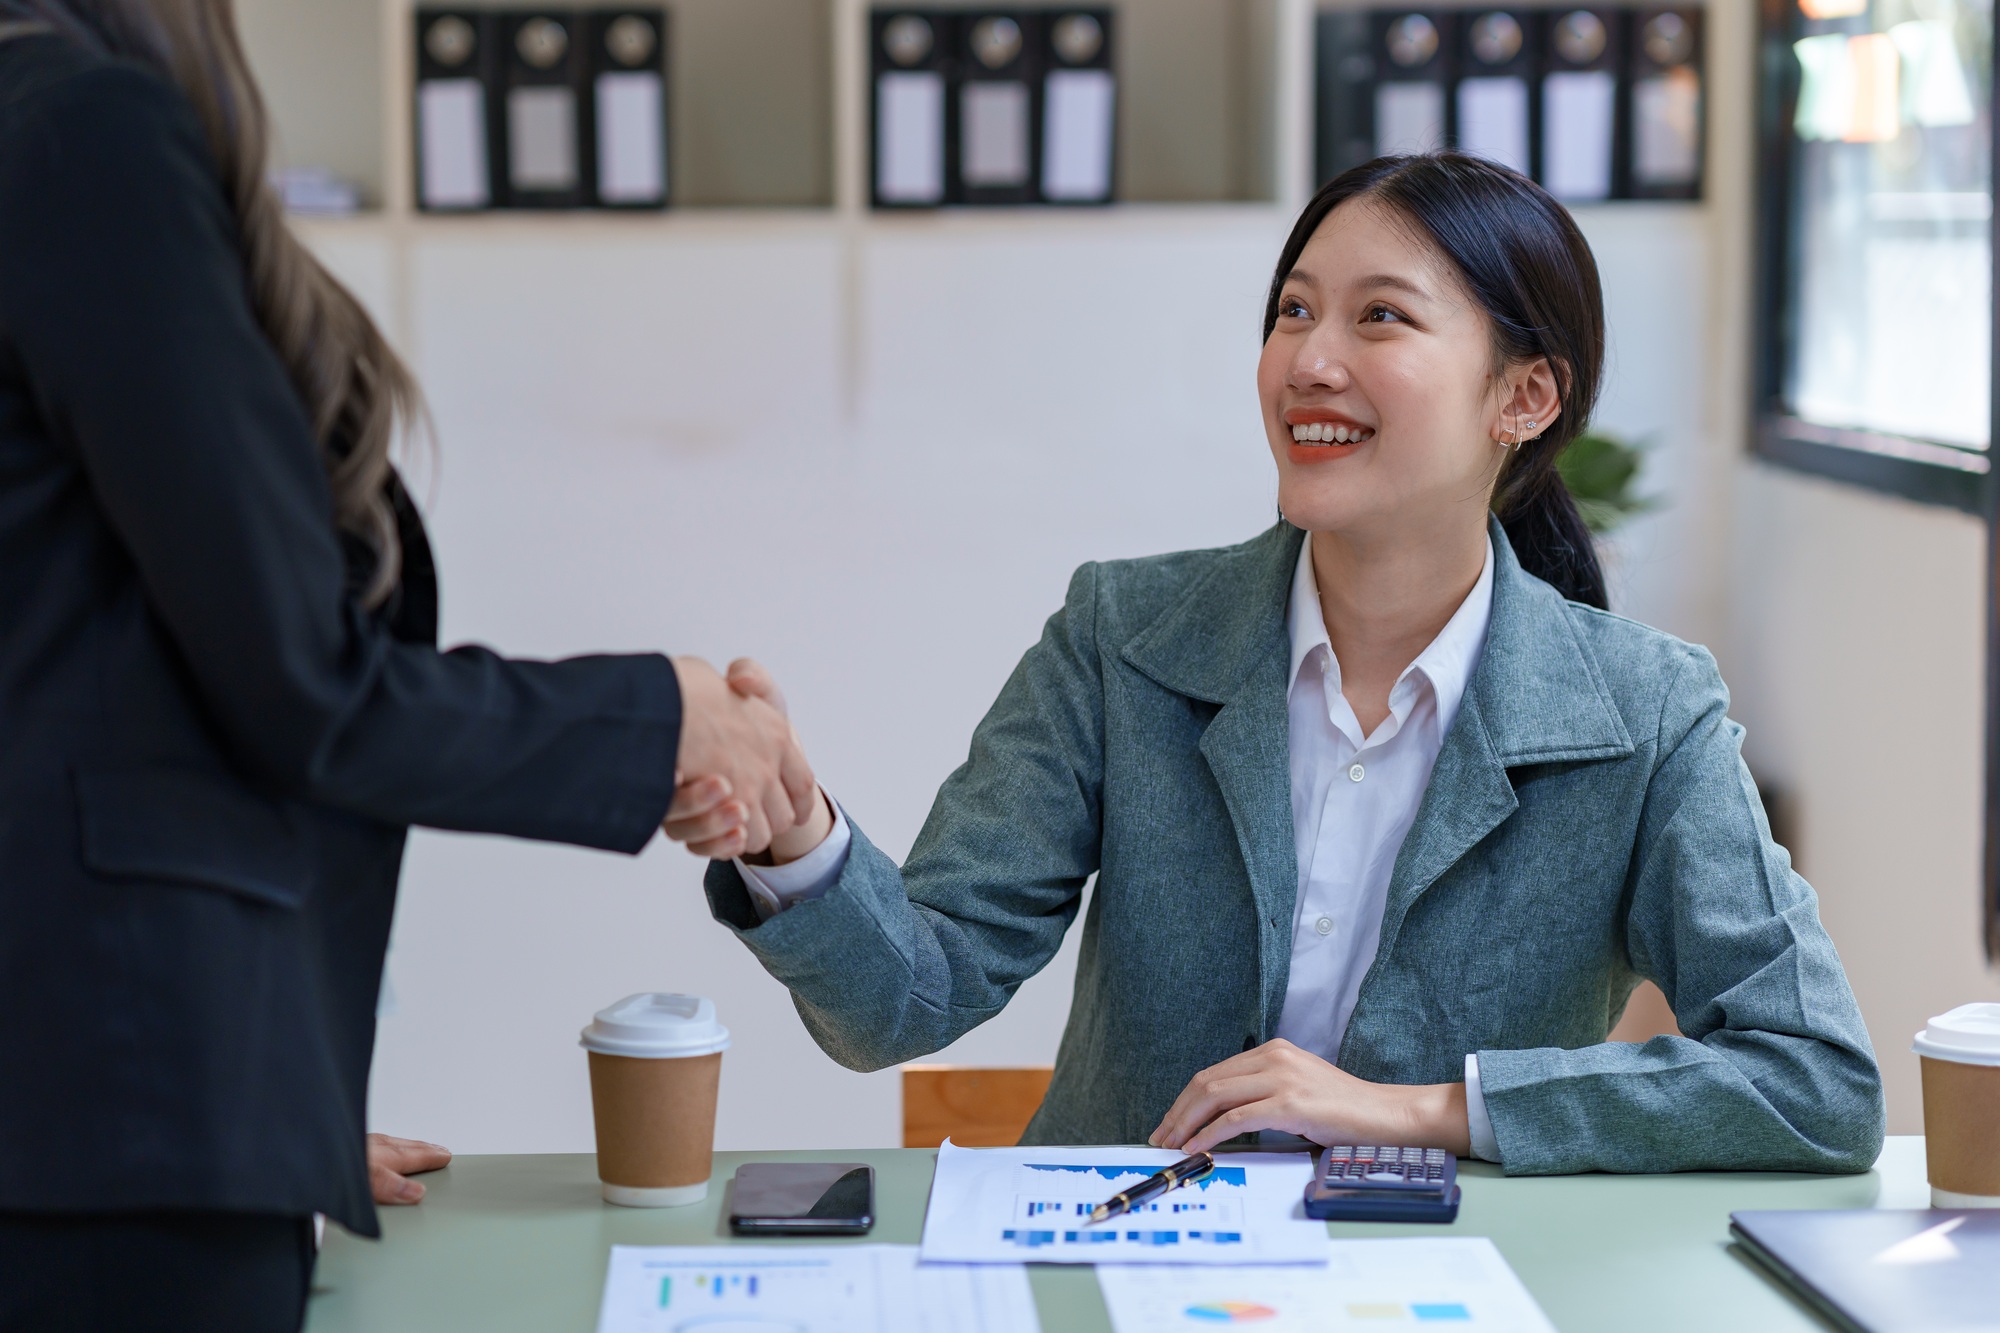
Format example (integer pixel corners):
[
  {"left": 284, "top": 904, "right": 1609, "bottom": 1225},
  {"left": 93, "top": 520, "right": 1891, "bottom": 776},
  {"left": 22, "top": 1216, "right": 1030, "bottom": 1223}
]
[
  {"left": 734, "top": 795, "right": 851, "bottom": 921},
  {"left": 1464, "top": 1052, "right": 1501, "bottom": 1163}
]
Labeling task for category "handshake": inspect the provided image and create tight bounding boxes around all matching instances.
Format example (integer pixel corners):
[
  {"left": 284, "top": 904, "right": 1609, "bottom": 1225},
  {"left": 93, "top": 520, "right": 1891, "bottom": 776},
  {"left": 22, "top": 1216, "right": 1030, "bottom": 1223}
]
[{"left": 665, "top": 656, "right": 832, "bottom": 863}]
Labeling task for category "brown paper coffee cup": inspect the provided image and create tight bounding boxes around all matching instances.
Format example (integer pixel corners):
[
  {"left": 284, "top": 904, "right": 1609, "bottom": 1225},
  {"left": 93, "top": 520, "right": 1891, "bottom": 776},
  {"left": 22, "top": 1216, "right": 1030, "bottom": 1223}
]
[
  {"left": 581, "top": 994, "right": 730, "bottom": 1207},
  {"left": 1913, "top": 1003, "right": 2000, "bottom": 1208}
]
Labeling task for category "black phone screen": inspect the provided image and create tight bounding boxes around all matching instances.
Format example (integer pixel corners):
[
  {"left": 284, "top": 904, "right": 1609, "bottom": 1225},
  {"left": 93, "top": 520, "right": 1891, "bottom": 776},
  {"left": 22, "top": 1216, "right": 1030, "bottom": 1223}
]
[{"left": 729, "top": 1163, "right": 875, "bottom": 1234}]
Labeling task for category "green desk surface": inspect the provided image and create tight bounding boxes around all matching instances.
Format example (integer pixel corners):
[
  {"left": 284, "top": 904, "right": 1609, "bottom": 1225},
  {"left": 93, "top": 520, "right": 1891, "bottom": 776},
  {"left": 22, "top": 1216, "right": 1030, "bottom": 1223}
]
[{"left": 305, "top": 1136, "right": 1931, "bottom": 1332}]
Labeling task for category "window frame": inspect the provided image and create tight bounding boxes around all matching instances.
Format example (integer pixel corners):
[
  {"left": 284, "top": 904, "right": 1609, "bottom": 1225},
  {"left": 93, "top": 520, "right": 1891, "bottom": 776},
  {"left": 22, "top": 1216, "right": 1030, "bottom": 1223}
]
[{"left": 1750, "top": 0, "right": 2000, "bottom": 959}]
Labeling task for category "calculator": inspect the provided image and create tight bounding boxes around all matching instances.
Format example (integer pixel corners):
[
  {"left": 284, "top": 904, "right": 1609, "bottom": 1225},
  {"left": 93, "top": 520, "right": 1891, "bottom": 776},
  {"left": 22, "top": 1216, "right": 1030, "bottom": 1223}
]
[{"left": 1302, "top": 1145, "right": 1461, "bottom": 1223}]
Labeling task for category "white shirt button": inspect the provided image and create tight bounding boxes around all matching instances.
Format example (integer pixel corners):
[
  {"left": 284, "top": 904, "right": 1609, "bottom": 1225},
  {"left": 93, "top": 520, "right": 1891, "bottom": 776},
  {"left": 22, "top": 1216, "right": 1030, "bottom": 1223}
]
[
  {"left": 1348, "top": 763, "right": 1365, "bottom": 782},
  {"left": 1314, "top": 916, "right": 1334, "bottom": 936}
]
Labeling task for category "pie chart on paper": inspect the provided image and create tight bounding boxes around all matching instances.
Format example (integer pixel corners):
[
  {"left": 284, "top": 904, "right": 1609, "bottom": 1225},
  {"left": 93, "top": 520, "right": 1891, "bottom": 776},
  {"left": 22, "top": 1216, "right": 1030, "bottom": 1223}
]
[{"left": 1183, "top": 1303, "right": 1280, "bottom": 1323}]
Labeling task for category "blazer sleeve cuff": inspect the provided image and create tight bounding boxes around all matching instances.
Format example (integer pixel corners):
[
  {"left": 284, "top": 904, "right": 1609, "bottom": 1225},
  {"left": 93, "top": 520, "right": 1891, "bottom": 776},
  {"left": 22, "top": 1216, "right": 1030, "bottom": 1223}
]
[
  {"left": 1464, "top": 1053, "right": 1501, "bottom": 1163},
  {"left": 701, "top": 818, "right": 915, "bottom": 986}
]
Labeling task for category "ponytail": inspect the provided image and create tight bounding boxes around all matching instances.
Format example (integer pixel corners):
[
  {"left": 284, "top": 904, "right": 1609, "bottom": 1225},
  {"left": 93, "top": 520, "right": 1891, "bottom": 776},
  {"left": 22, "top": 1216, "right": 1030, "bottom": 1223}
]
[
  {"left": 1492, "top": 460, "right": 1607, "bottom": 610},
  {"left": 1263, "top": 153, "right": 1610, "bottom": 610}
]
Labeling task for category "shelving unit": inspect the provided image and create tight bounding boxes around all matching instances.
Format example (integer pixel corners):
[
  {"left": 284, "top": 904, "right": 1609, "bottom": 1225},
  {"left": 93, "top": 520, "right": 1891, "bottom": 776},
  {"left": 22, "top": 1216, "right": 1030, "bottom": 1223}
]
[{"left": 236, "top": 0, "right": 1318, "bottom": 219}]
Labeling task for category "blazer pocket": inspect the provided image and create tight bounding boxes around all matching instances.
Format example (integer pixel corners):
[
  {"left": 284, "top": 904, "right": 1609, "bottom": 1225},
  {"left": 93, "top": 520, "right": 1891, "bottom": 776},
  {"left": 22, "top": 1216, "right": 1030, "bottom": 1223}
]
[{"left": 75, "top": 767, "right": 310, "bottom": 910}]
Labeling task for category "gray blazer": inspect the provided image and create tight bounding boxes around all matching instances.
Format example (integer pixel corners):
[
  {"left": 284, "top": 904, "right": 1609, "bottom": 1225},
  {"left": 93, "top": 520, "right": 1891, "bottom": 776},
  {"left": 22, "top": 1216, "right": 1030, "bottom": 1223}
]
[{"left": 707, "top": 520, "right": 1885, "bottom": 1173}]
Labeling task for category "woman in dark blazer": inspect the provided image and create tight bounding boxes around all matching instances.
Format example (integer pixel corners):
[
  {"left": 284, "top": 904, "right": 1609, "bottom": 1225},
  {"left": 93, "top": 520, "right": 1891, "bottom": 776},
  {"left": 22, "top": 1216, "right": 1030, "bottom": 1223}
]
[{"left": 0, "top": 5, "right": 808, "bottom": 1329}]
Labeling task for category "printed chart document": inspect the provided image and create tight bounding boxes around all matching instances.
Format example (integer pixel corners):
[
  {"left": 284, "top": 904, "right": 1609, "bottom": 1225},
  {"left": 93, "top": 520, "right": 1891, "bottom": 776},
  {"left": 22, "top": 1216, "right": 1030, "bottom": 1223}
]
[
  {"left": 595, "top": 1243, "right": 1038, "bottom": 1333},
  {"left": 920, "top": 1142, "right": 1327, "bottom": 1265},
  {"left": 1098, "top": 1237, "right": 1556, "bottom": 1331}
]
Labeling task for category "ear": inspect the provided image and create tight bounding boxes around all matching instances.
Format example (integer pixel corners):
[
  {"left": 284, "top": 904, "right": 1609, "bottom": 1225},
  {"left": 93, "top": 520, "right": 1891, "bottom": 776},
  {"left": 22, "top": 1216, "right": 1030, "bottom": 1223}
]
[{"left": 1491, "top": 357, "right": 1564, "bottom": 443}]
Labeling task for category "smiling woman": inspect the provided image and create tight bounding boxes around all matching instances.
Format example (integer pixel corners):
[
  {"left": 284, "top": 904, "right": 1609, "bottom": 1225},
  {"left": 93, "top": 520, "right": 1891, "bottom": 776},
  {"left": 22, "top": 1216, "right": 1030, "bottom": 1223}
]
[{"left": 679, "top": 153, "right": 1886, "bottom": 1180}]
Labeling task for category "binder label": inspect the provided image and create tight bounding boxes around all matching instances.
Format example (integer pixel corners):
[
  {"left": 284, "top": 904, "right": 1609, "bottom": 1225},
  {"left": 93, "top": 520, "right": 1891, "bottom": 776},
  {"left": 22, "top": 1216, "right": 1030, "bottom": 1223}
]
[
  {"left": 597, "top": 72, "right": 666, "bottom": 203},
  {"left": 1042, "top": 68, "right": 1114, "bottom": 200},
  {"left": 878, "top": 70, "right": 947, "bottom": 203},
  {"left": 419, "top": 79, "right": 491, "bottom": 209}
]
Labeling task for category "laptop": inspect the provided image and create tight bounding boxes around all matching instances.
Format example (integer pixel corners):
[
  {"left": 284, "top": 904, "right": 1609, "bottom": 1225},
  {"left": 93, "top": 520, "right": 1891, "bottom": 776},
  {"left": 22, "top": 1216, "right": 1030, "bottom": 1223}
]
[{"left": 1730, "top": 1209, "right": 2000, "bottom": 1332}]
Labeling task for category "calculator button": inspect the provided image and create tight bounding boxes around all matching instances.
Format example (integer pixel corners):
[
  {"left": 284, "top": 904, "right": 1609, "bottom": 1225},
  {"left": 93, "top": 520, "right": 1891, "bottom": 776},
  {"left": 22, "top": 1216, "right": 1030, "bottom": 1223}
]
[{"left": 1364, "top": 1171, "right": 1403, "bottom": 1182}]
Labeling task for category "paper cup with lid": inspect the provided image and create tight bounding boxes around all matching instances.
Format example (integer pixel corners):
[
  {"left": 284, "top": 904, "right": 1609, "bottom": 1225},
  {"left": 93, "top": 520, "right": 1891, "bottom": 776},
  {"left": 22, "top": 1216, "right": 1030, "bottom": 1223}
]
[
  {"left": 1913, "top": 1001, "right": 2000, "bottom": 1207},
  {"left": 580, "top": 993, "right": 730, "bottom": 1207}
]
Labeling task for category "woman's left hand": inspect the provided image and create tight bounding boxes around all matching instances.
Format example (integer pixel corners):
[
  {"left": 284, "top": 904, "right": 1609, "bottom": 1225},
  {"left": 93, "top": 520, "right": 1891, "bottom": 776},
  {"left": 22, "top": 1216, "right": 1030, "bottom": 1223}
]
[
  {"left": 1149, "top": 1040, "right": 1471, "bottom": 1156},
  {"left": 367, "top": 1133, "right": 452, "bottom": 1205}
]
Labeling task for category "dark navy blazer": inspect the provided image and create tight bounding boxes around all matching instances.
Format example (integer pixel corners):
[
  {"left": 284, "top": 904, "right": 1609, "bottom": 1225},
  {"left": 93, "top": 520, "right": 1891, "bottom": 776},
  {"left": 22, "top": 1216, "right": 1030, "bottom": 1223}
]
[{"left": 0, "top": 36, "right": 682, "bottom": 1234}]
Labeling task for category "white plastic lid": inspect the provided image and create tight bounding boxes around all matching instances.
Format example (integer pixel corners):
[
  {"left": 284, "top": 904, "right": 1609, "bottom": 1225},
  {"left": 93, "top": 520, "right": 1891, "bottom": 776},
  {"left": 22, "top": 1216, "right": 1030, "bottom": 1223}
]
[
  {"left": 580, "top": 993, "right": 730, "bottom": 1059},
  {"left": 1912, "top": 1002, "right": 2000, "bottom": 1068}
]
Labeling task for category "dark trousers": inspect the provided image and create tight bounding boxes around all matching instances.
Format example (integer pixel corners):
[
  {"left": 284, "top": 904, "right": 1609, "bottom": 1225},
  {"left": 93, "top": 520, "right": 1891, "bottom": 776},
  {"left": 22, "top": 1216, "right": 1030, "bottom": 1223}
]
[{"left": 0, "top": 1211, "right": 315, "bottom": 1333}]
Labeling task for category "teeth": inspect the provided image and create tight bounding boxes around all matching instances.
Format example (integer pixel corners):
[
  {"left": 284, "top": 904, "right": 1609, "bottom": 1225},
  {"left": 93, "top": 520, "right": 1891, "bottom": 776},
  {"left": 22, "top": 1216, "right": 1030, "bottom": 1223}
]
[{"left": 1290, "top": 422, "right": 1372, "bottom": 445}]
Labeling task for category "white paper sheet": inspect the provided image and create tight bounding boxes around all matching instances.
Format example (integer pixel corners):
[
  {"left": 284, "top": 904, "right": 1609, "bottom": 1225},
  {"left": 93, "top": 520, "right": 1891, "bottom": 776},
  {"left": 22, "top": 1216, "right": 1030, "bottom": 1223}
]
[
  {"left": 417, "top": 79, "right": 489, "bottom": 209},
  {"left": 1374, "top": 81, "right": 1445, "bottom": 156},
  {"left": 595, "top": 71, "right": 666, "bottom": 204},
  {"left": 594, "top": 1244, "right": 1038, "bottom": 1333},
  {"left": 1633, "top": 70, "right": 1701, "bottom": 185},
  {"left": 877, "top": 71, "right": 946, "bottom": 203},
  {"left": 508, "top": 85, "right": 578, "bottom": 191},
  {"left": 1456, "top": 76, "right": 1531, "bottom": 176},
  {"left": 1042, "top": 68, "right": 1115, "bottom": 200},
  {"left": 919, "top": 1142, "right": 1327, "bottom": 1265},
  {"left": 1541, "top": 70, "right": 1617, "bottom": 201},
  {"left": 961, "top": 81, "right": 1032, "bottom": 187},
  {"left": 1098, "top": 1238, "right": 1556, "bottom": 1331}
]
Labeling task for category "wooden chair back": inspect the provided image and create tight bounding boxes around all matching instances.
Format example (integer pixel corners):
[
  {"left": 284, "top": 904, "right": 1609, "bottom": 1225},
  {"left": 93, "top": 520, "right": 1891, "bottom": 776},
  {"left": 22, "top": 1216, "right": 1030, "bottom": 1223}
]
[{"left": 902, "top": 1065, "right": 1054, "bottom": 1148}]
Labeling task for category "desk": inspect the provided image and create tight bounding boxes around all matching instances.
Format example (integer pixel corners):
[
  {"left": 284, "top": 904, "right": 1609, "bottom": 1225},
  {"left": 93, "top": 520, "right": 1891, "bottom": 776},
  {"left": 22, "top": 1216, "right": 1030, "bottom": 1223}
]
[{"left": 305, "top": 1137, "right": 1930, "bottom": 1331}]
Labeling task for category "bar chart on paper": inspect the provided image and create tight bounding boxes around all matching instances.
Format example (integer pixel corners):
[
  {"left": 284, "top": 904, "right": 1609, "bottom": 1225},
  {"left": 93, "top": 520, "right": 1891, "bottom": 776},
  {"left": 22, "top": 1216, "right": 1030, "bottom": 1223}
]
[
  {"left": 594, "top": 1245, "right": 1040, "bottom": 1333},
  {"left": 920, "top": 1143, "right": 1329, "bottom": 1264},
  {"left": 1008, "top": 1163, "right": 1249, "bottom": 1252},
  {"left": 597, "top": 1249, "right": 878, "bottom": 1333}
]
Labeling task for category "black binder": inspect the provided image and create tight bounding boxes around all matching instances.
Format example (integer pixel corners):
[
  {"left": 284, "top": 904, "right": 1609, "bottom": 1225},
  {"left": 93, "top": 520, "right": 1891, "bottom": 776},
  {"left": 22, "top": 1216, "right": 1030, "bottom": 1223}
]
[
  {"left": 1371, "top": 11, "right": 1454, "bottom": 158},
  {"left": 1038, "top": 9, "right": 1115, "bottom": 203},
  {"left": 1627, "top": 6, "right": 1702, "bottom": 198},
  {"left": 1315, "top": 9, "right": 1376, "bottom": 186},
  {"left": 872, "top": 9, "right": 951, "bottom": 207},
  {"left": 498, "top": 11, "right": 592, "bottom": 208},
  {"left": 587, "top": 9, "right": 669, "bottom": 208},
  {"left": 1453, "top": 9, "right": 1537, "bottom": 177},
  {"left": 1539, "top": 7, "right": 1625, "bottom": 202},
  {"left": 953, "top": 11, "right": 1041, "bottom": 205},
  {"left": 414, "top": 9, "right": 500, "bottom": 211}
]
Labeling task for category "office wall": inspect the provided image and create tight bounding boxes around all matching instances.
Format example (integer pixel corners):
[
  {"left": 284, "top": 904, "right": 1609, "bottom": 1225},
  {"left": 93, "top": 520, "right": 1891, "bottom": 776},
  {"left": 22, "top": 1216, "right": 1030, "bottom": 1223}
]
[{"left": 1726, "top": 468, "right": 2000, "bottom": 1133}]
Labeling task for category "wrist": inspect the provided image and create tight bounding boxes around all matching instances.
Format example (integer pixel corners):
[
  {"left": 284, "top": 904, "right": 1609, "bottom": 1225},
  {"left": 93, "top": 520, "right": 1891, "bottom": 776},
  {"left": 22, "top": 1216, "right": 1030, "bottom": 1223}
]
[
  {"left": 1394, "top": 1082, "right": 1472, "bottom": 1156},
  {"left": 751, "top": 789, "right": 834, "bottom": 866}
]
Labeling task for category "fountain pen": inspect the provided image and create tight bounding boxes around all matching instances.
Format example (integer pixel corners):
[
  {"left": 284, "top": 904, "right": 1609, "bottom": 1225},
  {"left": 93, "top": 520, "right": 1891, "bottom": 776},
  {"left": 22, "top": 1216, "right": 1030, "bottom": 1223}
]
[{"left": 1087, "top": 1152, "right": 1215, "bottom": 1224}]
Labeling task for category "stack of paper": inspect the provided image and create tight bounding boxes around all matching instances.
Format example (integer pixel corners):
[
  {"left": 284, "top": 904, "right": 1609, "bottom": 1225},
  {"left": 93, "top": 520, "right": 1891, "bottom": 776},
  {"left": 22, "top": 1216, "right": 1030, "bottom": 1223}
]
[
  {"left": 595, "top": 1244, "right": 1038, "bottom": 1333},
  {"left": 919, "top": 1142, "right": 1329, "bottom": 1265}
]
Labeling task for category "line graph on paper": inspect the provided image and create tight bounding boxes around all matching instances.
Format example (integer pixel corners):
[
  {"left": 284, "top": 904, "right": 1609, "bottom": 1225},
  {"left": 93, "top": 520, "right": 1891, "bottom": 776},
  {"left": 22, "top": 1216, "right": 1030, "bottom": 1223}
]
[{"left": 998, "top": 1164, "right": 1251, "bottom": 1255}]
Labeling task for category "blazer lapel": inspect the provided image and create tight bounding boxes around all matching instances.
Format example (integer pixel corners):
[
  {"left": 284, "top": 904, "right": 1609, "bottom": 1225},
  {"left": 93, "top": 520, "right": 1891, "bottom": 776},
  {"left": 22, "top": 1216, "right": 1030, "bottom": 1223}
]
[
  {"left": 1122, "top": 523, "right": 1305, "bottom": 1028},
  {"left": 1372, "top": 519, "right": 1637, "bottom": 960}
]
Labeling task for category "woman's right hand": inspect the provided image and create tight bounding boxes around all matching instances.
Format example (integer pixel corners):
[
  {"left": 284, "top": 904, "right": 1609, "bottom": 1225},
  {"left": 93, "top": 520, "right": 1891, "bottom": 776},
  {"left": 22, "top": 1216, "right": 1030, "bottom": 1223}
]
[
  {"left": 724, "top": 660, "right": 835, "bottom": 865},
  {"left": 662, "top": 660, "right": 834, "bottom": 863},
  {"left": 667, "top": 656, "right": 816, "bottom": 858}
]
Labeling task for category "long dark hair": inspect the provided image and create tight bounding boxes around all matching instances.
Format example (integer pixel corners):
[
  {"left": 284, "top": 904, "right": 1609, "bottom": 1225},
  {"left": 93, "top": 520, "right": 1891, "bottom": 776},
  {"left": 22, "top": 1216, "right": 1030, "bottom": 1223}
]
[
  {"left": 1, "top": 0, "right": 419, "bottom": 608},
  {"left": 1262, "top": 153, "right": 1608, "bottom": 610}
]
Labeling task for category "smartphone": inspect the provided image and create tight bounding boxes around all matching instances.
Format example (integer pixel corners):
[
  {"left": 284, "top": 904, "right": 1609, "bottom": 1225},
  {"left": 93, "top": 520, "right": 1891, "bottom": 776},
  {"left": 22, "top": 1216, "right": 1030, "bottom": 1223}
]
[{"left": 728, "top": 1163, "right": 875, "bottom": 1235}]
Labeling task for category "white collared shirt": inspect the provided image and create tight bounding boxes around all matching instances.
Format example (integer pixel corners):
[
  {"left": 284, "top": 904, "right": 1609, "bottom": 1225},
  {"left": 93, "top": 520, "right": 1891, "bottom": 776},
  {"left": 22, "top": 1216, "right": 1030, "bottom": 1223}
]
[
  {"left": 737, "top": 534, "right": 1504, "bottom": 1160},
  {"left": 1274, "top": 534, "right": 1492, "bottom": 1061}
]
